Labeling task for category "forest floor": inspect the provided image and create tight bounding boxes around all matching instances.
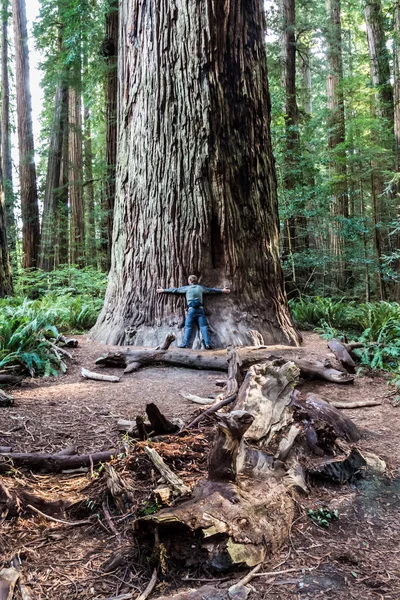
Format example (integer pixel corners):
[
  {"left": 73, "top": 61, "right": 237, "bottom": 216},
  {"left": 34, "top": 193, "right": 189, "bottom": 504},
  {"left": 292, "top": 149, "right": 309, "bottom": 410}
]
[{"left": 0, "top": 332, "right": 400, "bottom": 599}]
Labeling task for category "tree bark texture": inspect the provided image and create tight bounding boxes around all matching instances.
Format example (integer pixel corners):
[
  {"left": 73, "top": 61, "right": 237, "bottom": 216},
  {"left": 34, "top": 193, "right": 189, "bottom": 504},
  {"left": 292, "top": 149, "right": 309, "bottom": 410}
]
[
  {"left": 68, "top": 62, "right": 85, "bottom": 267},
  {"left": 0, "top": 179, "right": 12, "bottom": 296},
  {"left": 39, "top": 82, "right": 68, "bottom": 270},
  {"left": 364, "top": 0, "right": 394, "bottom": 125},
  {"left": 102, "top": 0, "right": 118, "bottom": 271},
  {"left": 91, "top": 0, "right": 300, "bottom": 348},
  {"left": 1, "top": 0, "right": 15, "bottom": 252},
  {"left": 12, "top": 0, "right": 40, "bottom": 268},
  {"left": 83, "top": 102, "right": 97, "bottom": 267},
  {"left": 57, "top": 92, "right": 69, "bottom": 266},
  {"left": 326, "top": 0, "right": 348, "bottom": 291}
]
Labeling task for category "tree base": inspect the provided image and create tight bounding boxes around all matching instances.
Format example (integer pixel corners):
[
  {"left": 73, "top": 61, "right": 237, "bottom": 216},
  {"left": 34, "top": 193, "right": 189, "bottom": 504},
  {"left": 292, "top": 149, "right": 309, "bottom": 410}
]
[{"left": 90, "top": 298, "right": 300, "bottom": 348}]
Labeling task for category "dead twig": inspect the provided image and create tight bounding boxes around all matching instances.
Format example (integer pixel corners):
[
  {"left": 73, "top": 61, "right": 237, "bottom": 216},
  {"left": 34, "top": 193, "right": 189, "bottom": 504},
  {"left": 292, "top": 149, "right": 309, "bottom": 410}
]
[{"left": 27, "top": 504, "right": 92, "bottom": 527}]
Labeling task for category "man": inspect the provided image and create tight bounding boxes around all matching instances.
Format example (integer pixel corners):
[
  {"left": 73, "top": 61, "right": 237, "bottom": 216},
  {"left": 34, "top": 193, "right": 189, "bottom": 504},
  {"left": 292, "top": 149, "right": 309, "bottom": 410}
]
[{"left": 156, "top": 275, "right": 230, "bottom": 349}]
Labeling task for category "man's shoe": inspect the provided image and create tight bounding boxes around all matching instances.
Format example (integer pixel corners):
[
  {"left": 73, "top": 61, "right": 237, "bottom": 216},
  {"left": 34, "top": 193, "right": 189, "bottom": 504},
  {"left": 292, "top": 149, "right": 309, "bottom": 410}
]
[
  {"left": 178, "top": 344, "right": 189, "bottom": 348},
  {"left": 205, "top": 344, "right": 213, "bottom": 350}
]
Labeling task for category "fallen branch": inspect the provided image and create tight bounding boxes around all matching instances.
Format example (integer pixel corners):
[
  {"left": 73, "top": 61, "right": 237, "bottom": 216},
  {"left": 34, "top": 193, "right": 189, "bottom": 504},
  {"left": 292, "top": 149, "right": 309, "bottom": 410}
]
[
  {"left": 45, "top": 340, "right": 73, "bottom": 360},
  {"left": 137, "top": 569, "right": 158, "bottom": 600},
  {"left": 0, "top": 449, "right": 120, "bottom": 473},
  {"left": 179, "top": 392, "right": 215, "bottom": 405},
  {"left": 144, "top": 446, "right": 190, "bottom": 495},
  {"left": 81, "top": 368, "right": 120, "bottom": 383},
  {"left": 27, "top": 504, "right": 92, "bottom": 526},
  {"left": 331, "top": 400, "right": 382, "bottom": 409},
  {"left": 187, "top": 393, "right": 237, "bottom": 429}
]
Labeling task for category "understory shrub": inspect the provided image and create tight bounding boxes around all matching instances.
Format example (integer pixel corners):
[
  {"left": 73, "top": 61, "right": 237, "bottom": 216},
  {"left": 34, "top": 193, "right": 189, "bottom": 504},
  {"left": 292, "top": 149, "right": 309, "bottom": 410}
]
[
  {"left": 0, "top": 266, "right": 106, "bottom": 376},
  {"left": 289, "top": 297, "right": 400, "bottom": 379}
]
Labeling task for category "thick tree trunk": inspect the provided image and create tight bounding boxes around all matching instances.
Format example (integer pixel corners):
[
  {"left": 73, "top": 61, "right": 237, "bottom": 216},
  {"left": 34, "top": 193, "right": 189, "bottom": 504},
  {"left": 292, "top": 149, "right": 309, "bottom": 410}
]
[
  {"left": 12, "top": 0, "right": 40, "bottom": 268},
  {"left": 39, "top": 82, "right": 68, "bottom": 270},
  {"left": 326, "top": 0, "right": 348, "bottom": 291},
  {"left": 68, "top": 62, "right": 85, "bottom": 267},
  {"left": 394, "top": 0, "right": 400, "bottom": 298},
  {"left": 91, "top": 0, "right": 299, "bottom": 348},
  {"left": 102, "top": 0, "right": 118, "bottom": 271},
  {"left": 1, "top": 0, "right": 15, "bottom": 252}
]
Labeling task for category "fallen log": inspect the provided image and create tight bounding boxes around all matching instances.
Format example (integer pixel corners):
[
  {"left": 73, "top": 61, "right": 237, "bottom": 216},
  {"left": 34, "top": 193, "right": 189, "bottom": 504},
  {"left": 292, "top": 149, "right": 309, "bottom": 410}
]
[
  {"left": 331, "top": 400, "right": 382, "bottom": 409},
  {"left": 95, "top": 346, "right": 353, "bottom": 384},
  {"left": 0, "top": 449, "right": 120, "bottom": 474},
  {"left": 81, "top": 367, "right": 120, "bottom": 383},
  {"left": 328, "top": 339, "right": 356, "bottom": 373}
]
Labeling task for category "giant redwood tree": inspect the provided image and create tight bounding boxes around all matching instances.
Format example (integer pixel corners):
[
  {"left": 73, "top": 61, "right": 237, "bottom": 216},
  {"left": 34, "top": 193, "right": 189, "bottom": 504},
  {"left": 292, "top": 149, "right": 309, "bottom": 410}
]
[{"left": 91, "top": 0, "right": 300, "bottom": 348}]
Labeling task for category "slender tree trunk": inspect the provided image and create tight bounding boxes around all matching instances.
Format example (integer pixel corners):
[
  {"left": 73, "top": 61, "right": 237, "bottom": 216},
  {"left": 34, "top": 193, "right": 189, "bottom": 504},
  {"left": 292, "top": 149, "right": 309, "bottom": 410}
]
[
  {"left": 326, "top": 0, "right": 348, "bottom": 291},
  {"left": 83, "top": 103, "right": 96, "bottom": 266},
  {"left": 91, "top": 0, "right": 300, "bottom": 348},
  {"left": 298, "top": 43, "right": 312, "bottom": 116},
  {"left": 281, "top": 0, "right": 298, "bottom": 260},
  {"left": 12, "top": 0, "right": 40, "bottom": 268},
  {"left": 394, "top": 0, "right": 400, "bottom": 298},
  {"left": 39, "top": 82, "right": 68, "bottom": 270},
  {"left": 57, "top": 98, "right": 69, "bottom": 267},
  {"left": 0, "top": 178, "right": 12, "bottom": 296},
  {"left": 102, "top": 0, "right": 118, "bottom": 271},
  {"left": 364, "top": 0, "right": 394, "bottom": 124},
  {"left": 1, "top": 0, "right": 15, "bottom": 252},
  {"left": 68, "top": 60, "right": 85, "bottom": 267}
]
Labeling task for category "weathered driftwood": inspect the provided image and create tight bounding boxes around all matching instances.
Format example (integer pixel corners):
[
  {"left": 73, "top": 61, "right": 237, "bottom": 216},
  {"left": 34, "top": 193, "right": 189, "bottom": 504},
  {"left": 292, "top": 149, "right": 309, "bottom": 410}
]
[
  {"left": 136, "top": 410, "right": 295, "bottom": 571},
  {"left": 331, "top": 400, "right": 382, "bottom": 409},
  {"left": 144, "top": 446, "right": 190, "bottom": 495},
  {"left": 0, "top": 449, "right": 120, "bottom": 474},
  {"left": 0, "top": 566, "right": 19, "bottom": 600},
  {"left": 234, "top": 360, "right": 300, "bottom": 444},
  {"left": 81, "top": 367, "right": 120, "bottom": 383},
  {"left": 328, "top": 338, "right": 356, "bottom": 373},
  {"left": 96, "top": 346, "right": 353, "bottom": 384}
]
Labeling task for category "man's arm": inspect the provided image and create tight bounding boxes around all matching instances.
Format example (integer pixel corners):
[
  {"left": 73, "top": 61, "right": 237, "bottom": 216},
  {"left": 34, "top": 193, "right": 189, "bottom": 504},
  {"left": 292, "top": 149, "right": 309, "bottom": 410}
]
[
  {"left": 156, "top": 286, "right": 189, "bottom": 294},
  {"left": 201, "top": 286, "right": 231, "bottom": 294}
]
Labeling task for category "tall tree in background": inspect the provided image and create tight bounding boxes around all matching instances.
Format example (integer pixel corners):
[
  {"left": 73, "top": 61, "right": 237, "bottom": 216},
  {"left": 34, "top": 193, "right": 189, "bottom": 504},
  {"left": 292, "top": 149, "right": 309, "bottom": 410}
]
[
  {"left": 364, "top": 0, "right": 394, "bottom": 299},
  {"left": 68, "top": 60, "right": 85, "bottom": 266},
  {"left": 12, "top": 0, "right": 40, "bottom": 268},
  {"left": 102, "top": 0, "right": 118, "bottom": 271},
  {"left": 326, "top": 0, "right": 348, "bottom": 290},
  {"left": 91, "top": 0, "right": 300, "bottom": 347},
  {"left": 1, "top": 0, "right": 15, "bottom": 252},
  {"left": 281, "top": 0, "right": 299, "bottom": 260},
  {"left": 0, "top": 179, "right": 12, "bottom": 295}
]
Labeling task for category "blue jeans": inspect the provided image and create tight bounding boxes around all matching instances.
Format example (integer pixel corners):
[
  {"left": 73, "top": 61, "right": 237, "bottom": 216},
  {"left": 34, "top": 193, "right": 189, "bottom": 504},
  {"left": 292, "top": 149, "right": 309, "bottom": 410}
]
[{"left": 182, "top": 307, "right": 211, "bottom": 347}]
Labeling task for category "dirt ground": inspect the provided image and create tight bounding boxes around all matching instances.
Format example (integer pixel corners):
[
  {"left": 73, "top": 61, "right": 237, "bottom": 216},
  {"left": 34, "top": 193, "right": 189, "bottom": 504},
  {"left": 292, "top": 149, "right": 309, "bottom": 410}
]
[{"left": 1, "top": 332, "right": 400, "bottom": 599}]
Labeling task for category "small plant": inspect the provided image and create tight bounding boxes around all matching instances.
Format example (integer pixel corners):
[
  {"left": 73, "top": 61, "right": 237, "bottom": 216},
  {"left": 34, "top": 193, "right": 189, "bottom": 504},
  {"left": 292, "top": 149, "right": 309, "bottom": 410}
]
[
  {"left": 308, "top": 507, "right": 339, "bottom": 527},
  {"left": 139, "top": 499, "right": 161, "bottom": 516}
]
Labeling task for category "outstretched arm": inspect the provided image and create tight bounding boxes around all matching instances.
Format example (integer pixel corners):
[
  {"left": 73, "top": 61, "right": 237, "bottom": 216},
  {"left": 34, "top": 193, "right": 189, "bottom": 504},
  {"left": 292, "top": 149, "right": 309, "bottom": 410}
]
[
  {"left": 202, "top": 286, "right": 231, "bottom": 294},
  {"left": 156, "top": 286, "right": 189, "bottom": 294}
]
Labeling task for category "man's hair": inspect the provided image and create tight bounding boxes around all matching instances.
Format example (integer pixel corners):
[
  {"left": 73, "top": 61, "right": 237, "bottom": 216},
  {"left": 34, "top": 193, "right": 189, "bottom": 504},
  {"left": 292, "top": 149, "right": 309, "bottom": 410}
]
[{"left": 188, "top": 275, "right": 198, "bottom": 284}]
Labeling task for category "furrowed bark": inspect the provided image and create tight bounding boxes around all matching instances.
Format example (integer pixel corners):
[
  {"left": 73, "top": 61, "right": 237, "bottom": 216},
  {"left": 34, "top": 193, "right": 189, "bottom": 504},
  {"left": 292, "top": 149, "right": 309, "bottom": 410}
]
[{"left": 91, "top": 0, "right": 300, "bottom": 348}]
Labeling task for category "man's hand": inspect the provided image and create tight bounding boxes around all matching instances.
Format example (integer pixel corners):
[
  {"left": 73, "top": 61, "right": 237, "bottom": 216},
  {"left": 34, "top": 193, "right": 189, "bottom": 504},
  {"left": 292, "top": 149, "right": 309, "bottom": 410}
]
[
  {"left": 156, "top": 287, "right": 164, "bottom": 293},
  {"left": 222, "top": 288, "right": 231, "bottom": 293}
]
